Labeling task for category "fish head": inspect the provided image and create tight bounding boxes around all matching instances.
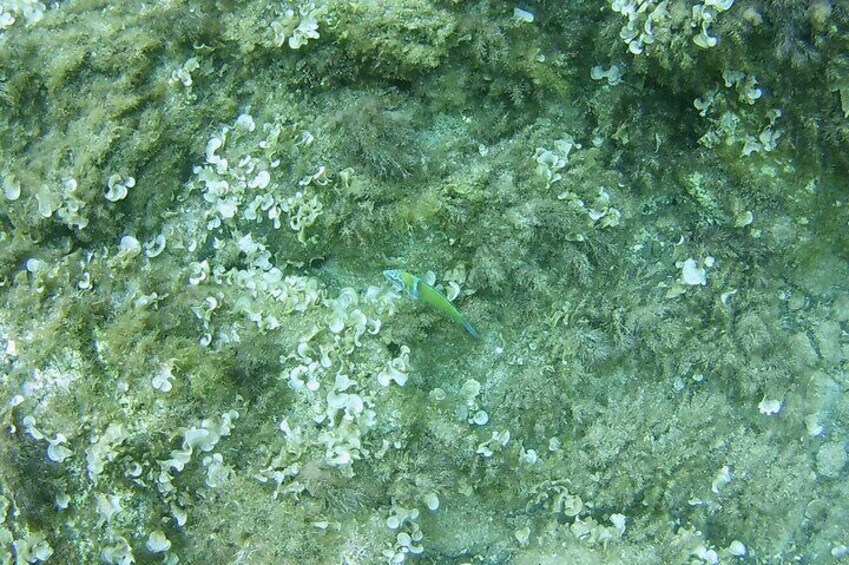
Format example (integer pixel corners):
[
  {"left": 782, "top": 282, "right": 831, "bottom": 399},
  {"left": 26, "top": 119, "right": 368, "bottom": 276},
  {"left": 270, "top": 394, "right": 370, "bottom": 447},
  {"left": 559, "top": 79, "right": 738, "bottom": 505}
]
[{"left": 383, "top": 269, "right": 405, "bottom": 292}]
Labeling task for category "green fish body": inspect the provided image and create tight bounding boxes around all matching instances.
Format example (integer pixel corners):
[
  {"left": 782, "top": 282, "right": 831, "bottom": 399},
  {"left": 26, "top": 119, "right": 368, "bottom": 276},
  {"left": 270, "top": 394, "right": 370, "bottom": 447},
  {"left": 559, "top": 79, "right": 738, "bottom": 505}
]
[{"left": 383, "top": 269, "right": 479, "bottom": 338}]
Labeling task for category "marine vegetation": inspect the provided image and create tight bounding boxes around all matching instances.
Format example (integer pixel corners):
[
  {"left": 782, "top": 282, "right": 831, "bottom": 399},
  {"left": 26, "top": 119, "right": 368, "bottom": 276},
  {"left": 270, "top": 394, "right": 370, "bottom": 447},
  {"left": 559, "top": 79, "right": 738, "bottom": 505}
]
[{"left": 1, "top": 0, "right": 848, "bottom": 563}]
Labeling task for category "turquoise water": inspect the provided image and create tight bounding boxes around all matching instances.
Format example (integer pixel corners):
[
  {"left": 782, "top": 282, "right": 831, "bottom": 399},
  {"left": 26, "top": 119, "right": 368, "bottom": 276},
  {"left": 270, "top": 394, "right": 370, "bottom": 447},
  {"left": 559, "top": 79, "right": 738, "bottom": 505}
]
[{"left": 1, "top": 1, "right": 847, "bottom": 563}]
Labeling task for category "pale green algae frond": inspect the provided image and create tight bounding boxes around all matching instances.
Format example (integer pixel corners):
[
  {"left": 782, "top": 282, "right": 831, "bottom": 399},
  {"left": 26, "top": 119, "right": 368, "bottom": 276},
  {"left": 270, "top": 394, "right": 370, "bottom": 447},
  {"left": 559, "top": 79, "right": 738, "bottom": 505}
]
[{"left": 1, "top": 0, "right": 848, "bottom": 563}]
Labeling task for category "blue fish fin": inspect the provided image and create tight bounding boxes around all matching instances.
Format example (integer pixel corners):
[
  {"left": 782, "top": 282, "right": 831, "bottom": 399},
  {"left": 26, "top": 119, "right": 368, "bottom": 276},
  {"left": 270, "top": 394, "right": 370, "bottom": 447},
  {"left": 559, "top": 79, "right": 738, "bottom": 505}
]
[
  {"left": 462, "top": 318, "right": 480, "bottom": 339},
  {"left": 409, "top": 277, "right": 420, "bottom": 299}
]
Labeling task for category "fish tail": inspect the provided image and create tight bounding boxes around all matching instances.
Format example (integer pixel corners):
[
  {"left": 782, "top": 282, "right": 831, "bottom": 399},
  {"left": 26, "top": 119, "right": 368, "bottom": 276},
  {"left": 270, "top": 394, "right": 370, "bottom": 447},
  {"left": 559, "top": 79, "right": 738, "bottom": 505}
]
[{"left": 462, "top": 318, "right": 480, "bottom": 339}]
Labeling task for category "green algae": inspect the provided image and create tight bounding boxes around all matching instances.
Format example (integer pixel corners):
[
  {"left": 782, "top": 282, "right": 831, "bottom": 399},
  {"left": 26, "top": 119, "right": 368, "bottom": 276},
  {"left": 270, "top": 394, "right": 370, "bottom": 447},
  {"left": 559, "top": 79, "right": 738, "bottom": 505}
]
[{"left": 1, "top": 1, "right": 848, "bottom": 563}]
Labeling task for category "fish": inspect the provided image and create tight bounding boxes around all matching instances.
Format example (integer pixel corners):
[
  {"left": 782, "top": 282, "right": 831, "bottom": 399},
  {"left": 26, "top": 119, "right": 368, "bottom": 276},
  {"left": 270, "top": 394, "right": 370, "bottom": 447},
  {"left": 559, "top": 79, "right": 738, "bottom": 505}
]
[{"left": 383, "top": 269, "right": 479, "bottom": 338}]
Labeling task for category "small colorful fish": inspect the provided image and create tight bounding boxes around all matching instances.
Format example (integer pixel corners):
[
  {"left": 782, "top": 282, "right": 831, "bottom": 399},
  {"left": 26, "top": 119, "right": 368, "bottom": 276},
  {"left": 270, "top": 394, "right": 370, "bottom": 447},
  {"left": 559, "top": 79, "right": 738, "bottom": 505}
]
[{"left": 383, "top": 269, "right": 479, "bottom": 338}]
